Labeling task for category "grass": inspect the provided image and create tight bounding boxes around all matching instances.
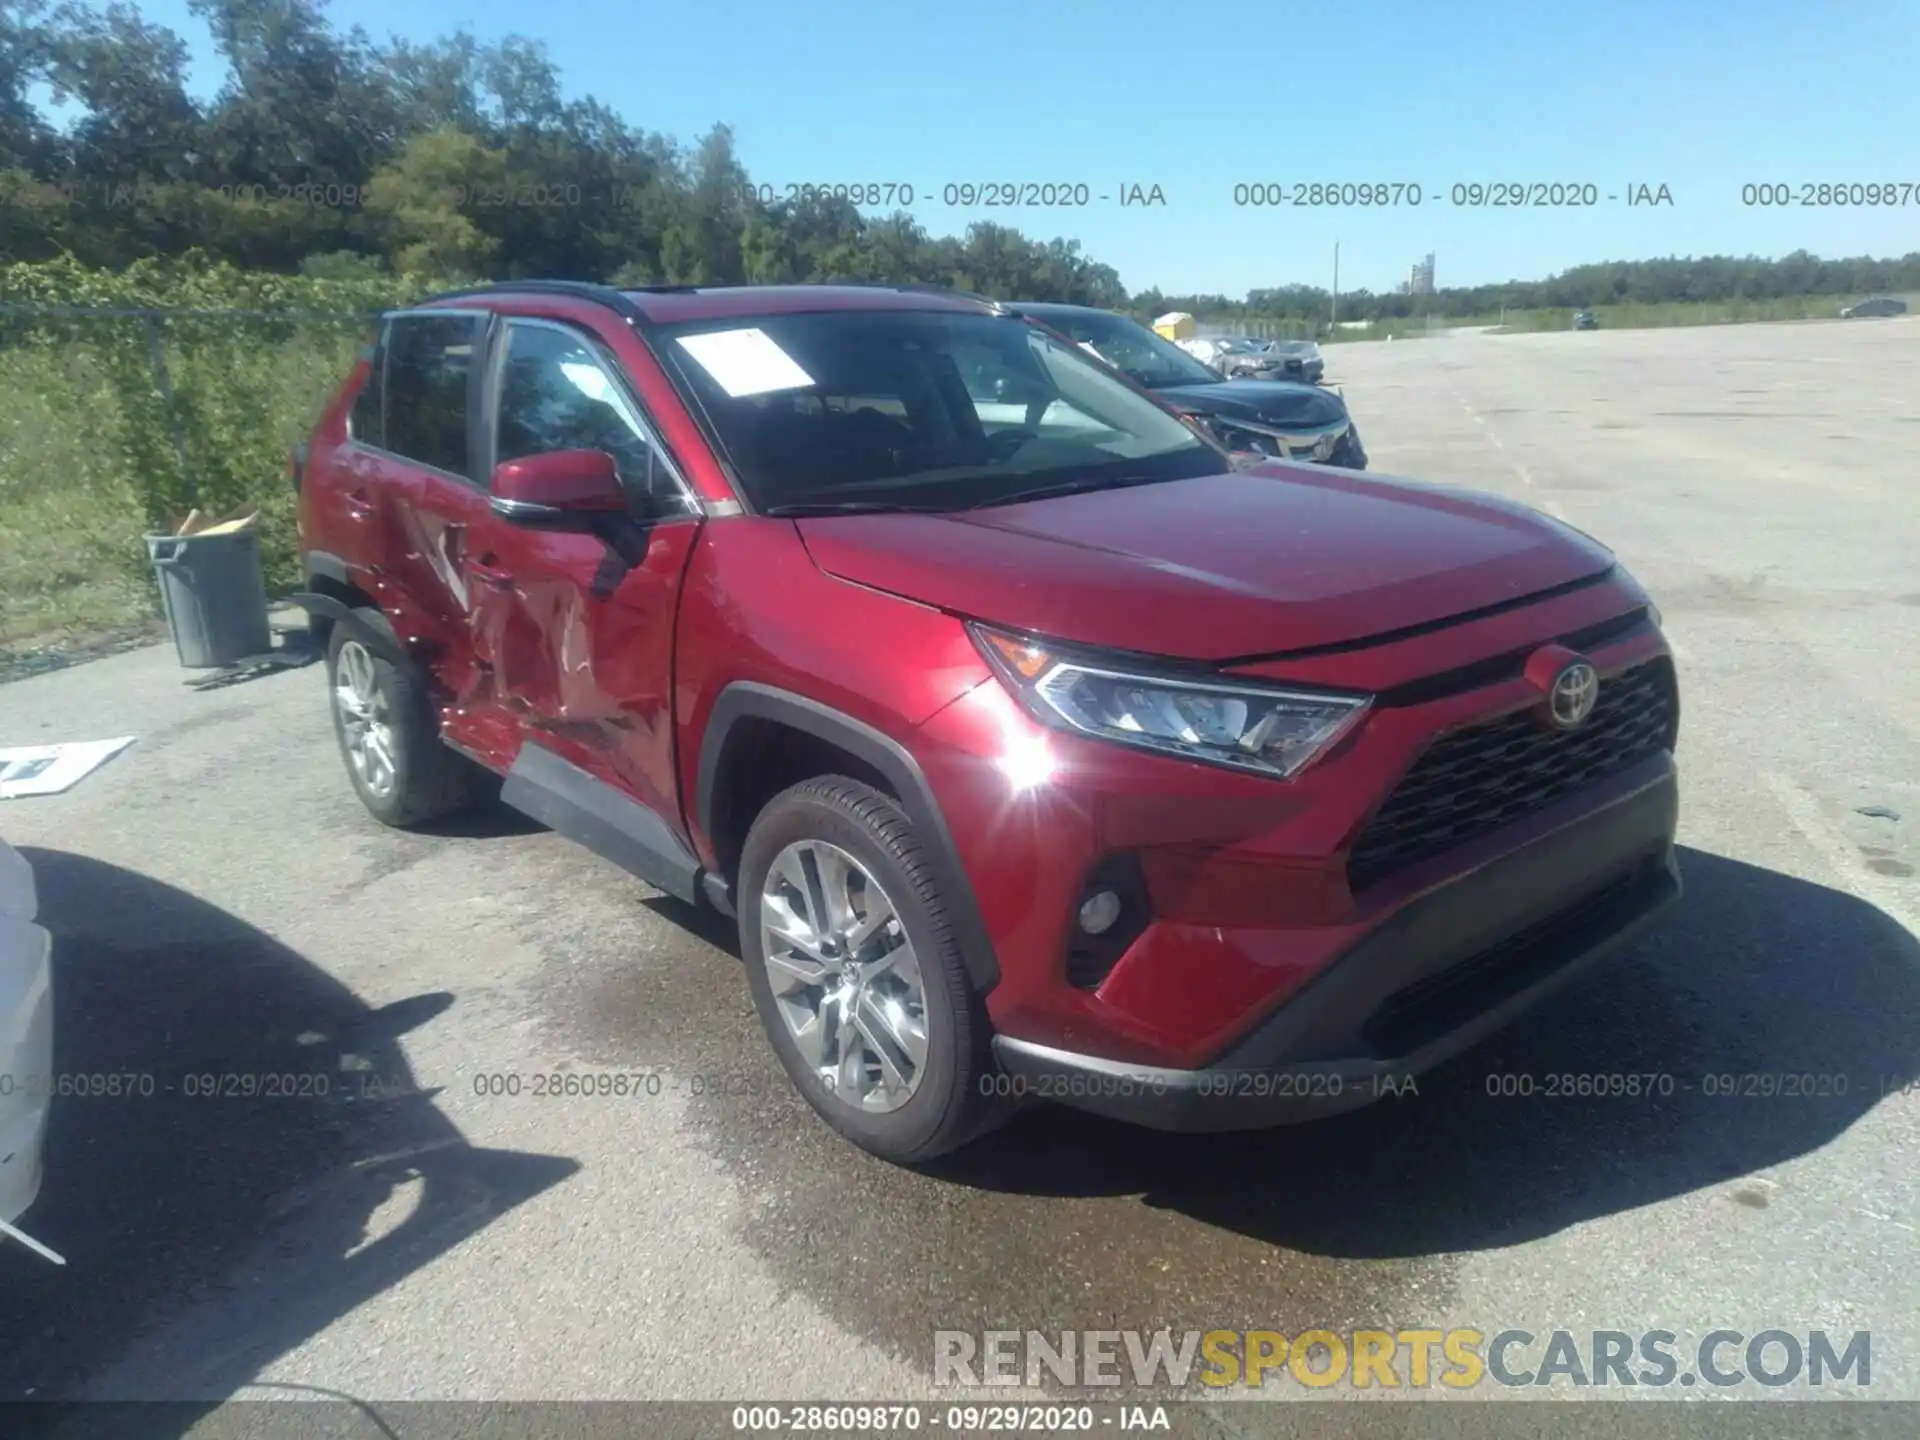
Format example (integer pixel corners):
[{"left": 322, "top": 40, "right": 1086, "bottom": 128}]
[
  {"left": 0, "top": 325, "right": 360, "bottom": 649},
  {"left": 1477, "top": 294, "right": 1918, "bottom": 334},
  {"left": 0, "top": 342, "right": 154, "bottom": 645},
  {"left": 1318, "top": 295, "right": 1920, "bottom": 342},
  {"left": 1321, "top": 314, "right": 1503, "bottom": 343}
]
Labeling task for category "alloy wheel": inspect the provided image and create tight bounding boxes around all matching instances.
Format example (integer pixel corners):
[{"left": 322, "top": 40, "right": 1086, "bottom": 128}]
[
  {"left": 333, "top": 639, "right": 397, "bottom": 799},
  {"left": 759, "top": 839, "right": 930, "bottom": 1113}
]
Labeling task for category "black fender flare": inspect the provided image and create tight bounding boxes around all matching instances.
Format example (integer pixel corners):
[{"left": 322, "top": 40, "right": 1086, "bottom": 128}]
[
  {"left": 696, "top": 683, "right": 1001, "bottom": 994},
  {"left": 304, "top": 550, "right": 352, "bottom": 587},
  {"left": 287, "top": 592, "right": 428, "bottom": 688}
]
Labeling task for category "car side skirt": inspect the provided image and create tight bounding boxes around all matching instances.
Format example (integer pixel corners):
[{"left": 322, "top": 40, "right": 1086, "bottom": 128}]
[{"left": 501, "top": 741, "right": 705, "bottom": 905}]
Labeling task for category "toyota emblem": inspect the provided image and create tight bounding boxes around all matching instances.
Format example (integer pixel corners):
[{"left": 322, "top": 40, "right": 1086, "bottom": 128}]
[{"left": 1547, "top": 660, "right": 1600, "bottom": 730}]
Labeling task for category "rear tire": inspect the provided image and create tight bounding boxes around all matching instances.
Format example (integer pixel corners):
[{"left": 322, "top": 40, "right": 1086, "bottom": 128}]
[
  {"left": 325, "top": 609, "right": 487, "bottom": 828},
  {"left": 738, "top": 776, "right": 1005, "bottom": 1164}
]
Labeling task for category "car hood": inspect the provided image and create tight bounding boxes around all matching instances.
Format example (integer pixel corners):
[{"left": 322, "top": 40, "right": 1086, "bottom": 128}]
[
  {"left": 795, "top": 466, "right": 1616, "bottom": 661},
  {"left": 1147, "top": 378, "right": 1345, "bottom": 428}
]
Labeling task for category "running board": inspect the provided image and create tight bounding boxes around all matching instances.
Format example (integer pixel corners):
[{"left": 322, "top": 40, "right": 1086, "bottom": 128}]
[{"left": 500, "top": 742, "right": 704, "bottom": 905}]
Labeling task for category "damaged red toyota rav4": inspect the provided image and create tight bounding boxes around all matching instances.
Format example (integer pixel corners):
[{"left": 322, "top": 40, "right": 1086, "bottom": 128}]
[{"left": 293, "top": 281, "right": 1681, "bottom": 1163}]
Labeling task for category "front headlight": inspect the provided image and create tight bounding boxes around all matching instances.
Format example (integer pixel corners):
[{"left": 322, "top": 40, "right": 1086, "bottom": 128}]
[{"left": 970, "top": 625, "right": 1371, "bottom": 779}]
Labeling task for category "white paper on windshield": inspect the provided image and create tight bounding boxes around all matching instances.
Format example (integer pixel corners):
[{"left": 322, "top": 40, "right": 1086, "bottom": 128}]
[
  {"left": 675, "top": 328, "right": 816, "bottom": 398},
  {"left": 0, "top": 736, "right": 136, "bottom": 799},
  {"left": 558, "top": 360, "right": 618, "bottom": 405}
]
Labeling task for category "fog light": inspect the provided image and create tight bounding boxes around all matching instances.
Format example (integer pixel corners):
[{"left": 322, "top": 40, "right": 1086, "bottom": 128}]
[{"left": 1078, "top": 890, "right": 1122, "bottom": 936}]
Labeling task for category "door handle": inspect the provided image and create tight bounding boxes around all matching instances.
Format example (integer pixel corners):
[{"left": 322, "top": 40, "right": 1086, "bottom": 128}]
[
  {"left": 344, "top": 488, "right": 375, "bottom": 517},
  {"left": 469, "top": 560, "right": 515, "bottom": 590}
]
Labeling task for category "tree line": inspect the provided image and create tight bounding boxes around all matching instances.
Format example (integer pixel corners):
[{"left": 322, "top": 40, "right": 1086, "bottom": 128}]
[
  {"left": 2, "top": 0, "right": 1913, "bottom": 319},
  {"left": 1140, "top": 250, "right": 1920, "bottom": 326}
]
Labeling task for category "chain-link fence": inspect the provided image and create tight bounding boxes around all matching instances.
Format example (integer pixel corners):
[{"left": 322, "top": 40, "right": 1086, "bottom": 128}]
[
  {"left": 0, "top": 303, "right": 376, "bottom": 645},
  {"left": 1202, "top": 318, "right": 1323, "bottom": 341}
]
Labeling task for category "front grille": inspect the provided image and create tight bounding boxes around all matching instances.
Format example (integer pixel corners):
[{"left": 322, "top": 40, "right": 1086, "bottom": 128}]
[{"left": 1347, "top": 658, "right": 1677, "bottom": 892}]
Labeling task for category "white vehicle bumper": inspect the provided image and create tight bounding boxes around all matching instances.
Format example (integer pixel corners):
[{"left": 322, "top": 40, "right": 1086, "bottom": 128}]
[{"left": 0, "top": 844, "right": 53, "bottom": 1226}]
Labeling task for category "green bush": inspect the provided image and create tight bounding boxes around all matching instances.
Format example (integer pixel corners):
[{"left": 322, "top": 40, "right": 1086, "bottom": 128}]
[{"left": 0, "top": 256, "right": 432, "bottom": 643}]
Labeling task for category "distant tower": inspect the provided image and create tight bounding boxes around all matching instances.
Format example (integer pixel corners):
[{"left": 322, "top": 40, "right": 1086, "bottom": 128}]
[{"left": 1411, "top": 253, "right": 1436, "bottom": 295}]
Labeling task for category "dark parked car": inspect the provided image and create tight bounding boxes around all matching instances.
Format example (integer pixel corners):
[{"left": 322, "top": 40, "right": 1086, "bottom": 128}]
[
  {"left": 1572, "top": 310, "right": 1599, "bottom": 330},
  {"left": 295, "top": 280, "right": 1681, "bottom": 1164},
  {"left": 1004, "top": 302, "right": 1363, "bottom": 466},
  {"left": 1839, "top": 297, "right": 1907, "bottom": 318}
]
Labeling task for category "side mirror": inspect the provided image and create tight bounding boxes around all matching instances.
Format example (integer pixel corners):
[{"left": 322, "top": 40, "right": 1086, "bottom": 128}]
[{"left": 490, "top": 449, "right": 626, "bottom": 523}]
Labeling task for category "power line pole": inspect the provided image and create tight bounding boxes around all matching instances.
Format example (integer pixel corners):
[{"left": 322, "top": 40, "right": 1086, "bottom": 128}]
[{"left": 1331, "top": 241, "right": 1339, "bottom": 333}]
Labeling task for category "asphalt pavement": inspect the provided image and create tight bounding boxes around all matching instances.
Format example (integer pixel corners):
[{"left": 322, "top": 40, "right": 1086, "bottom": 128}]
[{"left": 0, "top": 316, "right": 1915, "bottom": 1429}]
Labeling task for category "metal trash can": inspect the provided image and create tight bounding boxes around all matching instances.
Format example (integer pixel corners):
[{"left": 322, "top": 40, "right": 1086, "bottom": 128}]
[{"left": 145, "top": 527, "right": 274, "bottom": 669}]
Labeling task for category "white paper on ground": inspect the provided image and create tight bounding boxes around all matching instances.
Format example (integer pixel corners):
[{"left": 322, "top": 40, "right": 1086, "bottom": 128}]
[
  {"left": 674, "top": 327, "right": 816, "bottom": 398},
  {"left": 0, "top": 736, "right": 137, "bottom": 799}
]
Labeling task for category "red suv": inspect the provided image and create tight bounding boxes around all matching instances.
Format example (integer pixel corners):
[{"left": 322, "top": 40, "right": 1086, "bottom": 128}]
[{"left": 294, "top": 281, "right": 1681, "bottom": 1163}]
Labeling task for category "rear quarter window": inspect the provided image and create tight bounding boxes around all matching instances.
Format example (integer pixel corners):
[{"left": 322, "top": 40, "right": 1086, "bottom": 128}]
[{"left": 383, "top": 312, "right": 481, "bottom": 477}]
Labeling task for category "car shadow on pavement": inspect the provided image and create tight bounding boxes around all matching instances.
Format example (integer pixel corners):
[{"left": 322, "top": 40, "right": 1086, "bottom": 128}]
[
  {"left": 642, "top": 893, "right": 744, "bottom": 957},
  {"left": 931, "top": 845, "right": 1920, "bottom": 1257},
  {"left": 406, "top": 790, "right": 543, "bottom": 840},
  {"left": 0, "top": 849, "right": 578, "bottom": 1428}
]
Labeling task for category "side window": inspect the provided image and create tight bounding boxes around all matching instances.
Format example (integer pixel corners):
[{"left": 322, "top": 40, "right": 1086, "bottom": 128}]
[
  {"left": 495, "top": 321, "right": 689, "bottom": 508},
  {"left": 384, "top": 312, "right": 479, "bottom": 477},
  {"left": 347, "top": 323, "right": 386, "bottom": 447}
]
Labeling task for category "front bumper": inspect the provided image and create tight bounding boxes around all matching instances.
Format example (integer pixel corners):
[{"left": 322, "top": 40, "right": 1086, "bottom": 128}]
[
  {"left": 991, "top": 762, "right": 1679, "bottom": 1131},
  {"left": 0, "top": 887, "right": 52, "bottom": 1224}
]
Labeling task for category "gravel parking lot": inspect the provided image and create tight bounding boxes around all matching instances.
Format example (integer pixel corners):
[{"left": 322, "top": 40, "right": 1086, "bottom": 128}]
[{"left": 1, "top": 318, "right": 1915, "bottom": 1425}]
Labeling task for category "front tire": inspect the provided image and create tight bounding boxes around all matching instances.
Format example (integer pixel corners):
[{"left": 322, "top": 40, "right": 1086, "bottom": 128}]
[
  {"left": 325, "top": 610, "right": 486, "bottom": 828},
  {"left": 737, "top": 776, "right": 1003, "bottom": 1164}
]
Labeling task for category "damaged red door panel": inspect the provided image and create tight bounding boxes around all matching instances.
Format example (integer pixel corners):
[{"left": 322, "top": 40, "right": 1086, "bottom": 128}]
[
  {"left": 363, "top": 310, "right": 494, "bottom": 703},
  {"left": 462, "top": 313, "right": 708, "bottom": 830},
  {"left": 467, "top": 516, "right": 701, "bottom": 822},
  {"left": 378, "top": 459, "right": 492, "bottom": 703}
]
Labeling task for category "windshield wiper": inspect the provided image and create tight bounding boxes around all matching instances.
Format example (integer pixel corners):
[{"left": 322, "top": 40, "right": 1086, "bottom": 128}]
[
  {"left": 967, "top": 475, "right": 1161, "bottom": 509},
  {"left": 762, "top": 499, "right": 951, "bottom": 517}
]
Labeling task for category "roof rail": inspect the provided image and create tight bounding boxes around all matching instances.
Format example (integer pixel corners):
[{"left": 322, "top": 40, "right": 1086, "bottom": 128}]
[
  {"left": 801, "top": 279, "right": 1005, "bottom": 312},
  {"left": 896, "top": 282, "right": 1006, "bottom": 311},
  {"left": 423, "top": 277, "right": 1007, "bottom": 314},
  {"left": 416, "top": 279, "right": 653, "bottom": 326}
]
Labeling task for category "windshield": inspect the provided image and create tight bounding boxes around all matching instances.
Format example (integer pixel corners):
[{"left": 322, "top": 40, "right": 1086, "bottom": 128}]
[
  {"left": 1021, "top": 310, "right": 1227, "bottom": 389},
  {"left": 656, "top": 309, "right": 1222, "bottom": 513}
]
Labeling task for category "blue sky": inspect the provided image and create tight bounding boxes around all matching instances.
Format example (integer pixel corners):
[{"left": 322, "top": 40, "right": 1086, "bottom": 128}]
[{"left": 78, "top": 0, "right": 1920, "bottom": 296}]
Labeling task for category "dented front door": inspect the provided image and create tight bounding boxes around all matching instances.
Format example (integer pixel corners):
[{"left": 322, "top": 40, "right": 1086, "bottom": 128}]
[{"left": 464, "top": 317, "right": 704, "bottom": 827}]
